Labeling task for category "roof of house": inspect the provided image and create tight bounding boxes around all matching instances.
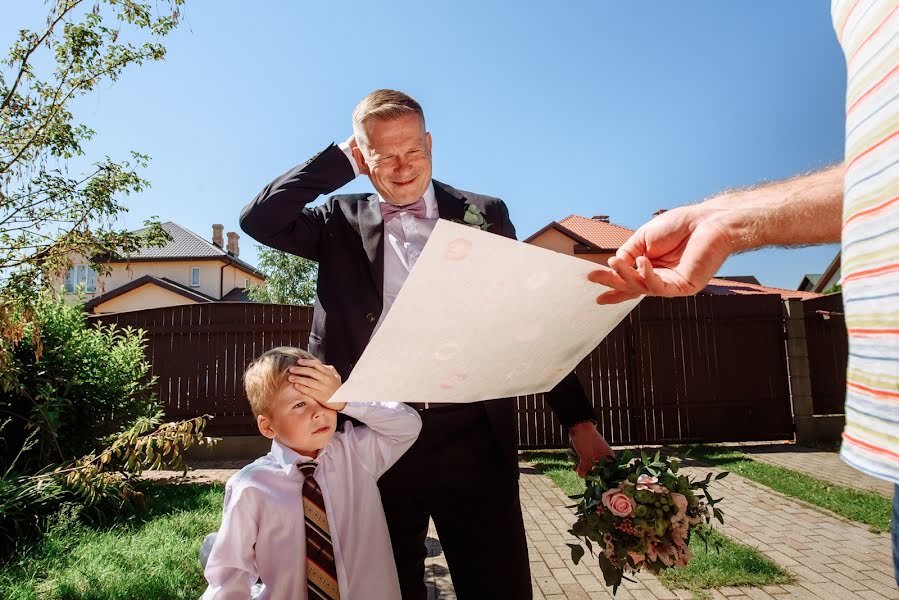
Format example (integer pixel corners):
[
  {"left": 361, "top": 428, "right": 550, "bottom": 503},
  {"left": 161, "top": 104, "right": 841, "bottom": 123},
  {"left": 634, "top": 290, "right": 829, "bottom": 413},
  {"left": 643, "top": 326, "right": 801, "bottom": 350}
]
[
  {"left": 716, "top": 275, "right": 761, "bottom": 285},
  {"left": 107, "top": 222, "right": 264, "bottom": 278},
  {"left": 221, "top": 287, "right": 253, "bottom": 302},
  {"left": 555, "top": 215, "right": 637, "bottom": 250},
  {"left": 703, "top": 278, "right": 821, "bottom": 300},
  {"left": 83, "top": 274, "right": 217, "bottom": 311},
  {"left": 813, "top": 251, "right": 841, "bottom": 293},
  {"left": 524, "top": 215, "right": 636, "bottom": 250}
]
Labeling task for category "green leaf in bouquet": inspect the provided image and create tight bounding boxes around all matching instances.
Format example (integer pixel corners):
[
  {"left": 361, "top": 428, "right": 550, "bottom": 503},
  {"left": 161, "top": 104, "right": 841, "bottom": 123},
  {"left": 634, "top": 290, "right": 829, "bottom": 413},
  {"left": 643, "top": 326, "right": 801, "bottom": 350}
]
[
  {"left": 571, "top": 519, "right": 592, "bottom": 538},
  {"left": 584, "top": 536, "right": 594, "bottom": 556},
  {"left": 621, "top": 449, "right": 634, "bottom": 463},
  {"left": 715, "top": 471, "right": 730, "bottom": 480},
  {"left": 568, "top": 543, "right": 585, "bottom": 565},
  {"left": 670, "top": 459, "right": 679, "bottom": 473},
  {"left": 653, "top": 449, "right": 661, "bottom": 464},
  {"left": 713, "top": 507, "right": 725, "bottom": 524},
  {"left": 598, "top": 552, "right": 623, "bottom": 592}
]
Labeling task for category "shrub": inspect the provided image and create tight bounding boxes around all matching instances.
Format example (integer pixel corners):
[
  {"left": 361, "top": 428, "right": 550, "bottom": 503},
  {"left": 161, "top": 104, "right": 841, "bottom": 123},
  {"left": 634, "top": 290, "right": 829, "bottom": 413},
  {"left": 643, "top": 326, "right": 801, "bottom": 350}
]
[
  {"left": 1, "top": 290, "right": 159, "bottom": 473},
  {"left": 0, "top": 290, "right": 215, "bottom": 560}
]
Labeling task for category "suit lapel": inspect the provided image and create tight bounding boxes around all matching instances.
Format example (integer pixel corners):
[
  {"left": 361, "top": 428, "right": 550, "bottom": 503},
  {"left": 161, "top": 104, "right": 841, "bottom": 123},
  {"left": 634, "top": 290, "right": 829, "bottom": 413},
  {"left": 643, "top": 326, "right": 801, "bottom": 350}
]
[
  {"left": 358, "top": 194, "right": 385, "bottom": 298},
  {"left": 434, "top": 180, "right": 467, "bottom": 223}
]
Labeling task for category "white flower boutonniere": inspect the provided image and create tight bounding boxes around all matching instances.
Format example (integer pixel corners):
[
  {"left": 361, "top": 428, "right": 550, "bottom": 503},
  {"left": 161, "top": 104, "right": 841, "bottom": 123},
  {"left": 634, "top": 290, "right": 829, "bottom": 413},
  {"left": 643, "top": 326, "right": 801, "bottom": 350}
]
[{"left": 455, "top": 204, "right": 491, "bottom": 231}]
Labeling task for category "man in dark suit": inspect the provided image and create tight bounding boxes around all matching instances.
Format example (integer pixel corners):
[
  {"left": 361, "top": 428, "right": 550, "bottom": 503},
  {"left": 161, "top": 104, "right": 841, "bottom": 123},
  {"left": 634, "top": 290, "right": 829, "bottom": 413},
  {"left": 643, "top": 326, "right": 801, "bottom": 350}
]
[{"left": 240, "top": 89, "right": 613, "bottom": 599}]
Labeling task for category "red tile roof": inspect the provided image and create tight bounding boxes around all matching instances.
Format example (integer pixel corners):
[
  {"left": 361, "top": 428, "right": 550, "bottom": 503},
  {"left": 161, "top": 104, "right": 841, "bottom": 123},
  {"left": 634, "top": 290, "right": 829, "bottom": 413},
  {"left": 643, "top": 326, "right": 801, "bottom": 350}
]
[
  {"left": 704, "top": 278, "right": 821, "bottom": 300},
  {"left": 557, "top": 215, "right": 637, "bottom": 250}
]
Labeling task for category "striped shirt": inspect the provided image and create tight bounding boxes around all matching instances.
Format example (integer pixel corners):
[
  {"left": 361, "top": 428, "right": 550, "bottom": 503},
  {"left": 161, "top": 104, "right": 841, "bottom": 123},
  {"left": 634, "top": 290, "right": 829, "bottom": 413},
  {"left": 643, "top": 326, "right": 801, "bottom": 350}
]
[{"left": 833, "top": 0, "right": 899, "bottom": 484}]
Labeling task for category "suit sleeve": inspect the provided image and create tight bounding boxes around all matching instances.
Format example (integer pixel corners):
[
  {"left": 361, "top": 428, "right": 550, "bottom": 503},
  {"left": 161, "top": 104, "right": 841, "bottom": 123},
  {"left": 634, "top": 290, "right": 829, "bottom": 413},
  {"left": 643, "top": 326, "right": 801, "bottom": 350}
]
[
  {"left": 239, "top": 144, "right": 356, "bottom": 261},
  {"left": 493, "top": 199, "right": 597, "bottom": 429}
]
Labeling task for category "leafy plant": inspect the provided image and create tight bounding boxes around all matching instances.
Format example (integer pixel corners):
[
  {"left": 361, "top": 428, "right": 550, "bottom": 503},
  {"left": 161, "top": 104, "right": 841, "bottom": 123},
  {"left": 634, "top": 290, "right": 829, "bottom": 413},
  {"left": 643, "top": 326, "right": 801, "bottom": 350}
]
[{"left": 246, "top": 244, "right": 318, "bottom": 305}]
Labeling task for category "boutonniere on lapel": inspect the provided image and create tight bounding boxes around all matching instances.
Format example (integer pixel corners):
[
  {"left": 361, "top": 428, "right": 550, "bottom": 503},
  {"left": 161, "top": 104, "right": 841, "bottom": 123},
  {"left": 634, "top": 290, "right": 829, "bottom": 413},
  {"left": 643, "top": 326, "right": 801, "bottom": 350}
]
[{"left": 454, "top": 203, "right": 491, "bottom": 231}]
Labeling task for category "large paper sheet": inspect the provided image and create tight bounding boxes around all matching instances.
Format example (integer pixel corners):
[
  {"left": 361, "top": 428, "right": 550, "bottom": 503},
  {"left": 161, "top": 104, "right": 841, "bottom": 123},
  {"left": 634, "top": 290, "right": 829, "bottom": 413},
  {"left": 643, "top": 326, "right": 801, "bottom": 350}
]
[{"left": 329, "top": 220, "right": 641, "bottom": 404}]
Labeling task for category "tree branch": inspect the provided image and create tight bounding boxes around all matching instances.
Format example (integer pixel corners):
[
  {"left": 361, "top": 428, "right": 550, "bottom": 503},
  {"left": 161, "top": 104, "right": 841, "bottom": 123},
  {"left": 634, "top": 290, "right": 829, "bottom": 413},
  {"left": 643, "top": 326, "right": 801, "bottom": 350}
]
[{"left": 0, "top": 0, "right": 85, "bottom": 114}]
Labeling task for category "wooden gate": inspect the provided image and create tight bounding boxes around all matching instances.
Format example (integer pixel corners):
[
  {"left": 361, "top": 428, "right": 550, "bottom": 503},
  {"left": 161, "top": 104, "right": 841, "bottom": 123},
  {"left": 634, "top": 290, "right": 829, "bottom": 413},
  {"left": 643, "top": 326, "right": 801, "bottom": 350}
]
[
  {"left": 802, "top": 293, "right": 847, "bottom": 415},
  {"left": 516, "top": 295, "right": 795, "bottom": 448}
]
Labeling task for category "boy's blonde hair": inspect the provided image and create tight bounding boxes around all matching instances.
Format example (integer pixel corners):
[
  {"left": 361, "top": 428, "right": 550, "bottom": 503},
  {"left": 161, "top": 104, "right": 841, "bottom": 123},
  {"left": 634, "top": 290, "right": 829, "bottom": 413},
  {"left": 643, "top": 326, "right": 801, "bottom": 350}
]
[{"left": 244, "top": 346, "right": 316, "bottom": 417}]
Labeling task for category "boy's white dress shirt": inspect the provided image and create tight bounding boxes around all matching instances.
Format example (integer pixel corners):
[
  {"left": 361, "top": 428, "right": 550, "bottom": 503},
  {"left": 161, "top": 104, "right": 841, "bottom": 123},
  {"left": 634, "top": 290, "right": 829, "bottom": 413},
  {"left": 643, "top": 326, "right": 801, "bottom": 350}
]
[{"left": 201, "top": 402, "right": 422, "bottom": 600}]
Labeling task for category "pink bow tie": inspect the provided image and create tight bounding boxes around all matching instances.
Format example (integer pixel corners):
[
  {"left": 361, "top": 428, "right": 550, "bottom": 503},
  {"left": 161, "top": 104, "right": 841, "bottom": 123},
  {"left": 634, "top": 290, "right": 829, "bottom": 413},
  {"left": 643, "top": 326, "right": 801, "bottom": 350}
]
[{"left": 380, "top": 197, "right": 427, "bottom": 223}]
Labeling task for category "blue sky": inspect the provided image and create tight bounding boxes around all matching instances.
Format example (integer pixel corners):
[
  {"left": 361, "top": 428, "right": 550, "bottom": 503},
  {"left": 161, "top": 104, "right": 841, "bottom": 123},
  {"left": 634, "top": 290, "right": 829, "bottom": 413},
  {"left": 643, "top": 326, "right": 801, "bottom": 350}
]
[{"left": 3, "top": 1, "right": 846, "bottom": 290}]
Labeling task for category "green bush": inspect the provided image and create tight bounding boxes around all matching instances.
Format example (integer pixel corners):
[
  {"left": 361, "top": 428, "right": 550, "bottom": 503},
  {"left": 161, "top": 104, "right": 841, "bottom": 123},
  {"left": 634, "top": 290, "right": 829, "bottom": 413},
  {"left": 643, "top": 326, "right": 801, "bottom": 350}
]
[
  {"left": 1, "top": 290, "right": 158, "bottom": 474},
  {"left": 0, "top": 290, "right": 214, "bottom": 561}
]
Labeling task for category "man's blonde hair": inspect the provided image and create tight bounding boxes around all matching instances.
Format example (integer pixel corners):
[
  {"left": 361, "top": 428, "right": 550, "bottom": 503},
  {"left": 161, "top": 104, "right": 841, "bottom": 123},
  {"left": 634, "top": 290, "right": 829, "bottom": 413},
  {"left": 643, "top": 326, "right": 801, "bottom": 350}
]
[
  {"left": 352, "top": 89, "right": 426, "bottom": 148},
  {"left": 244, "top": 346, "right": 315, "bottom": 417}
]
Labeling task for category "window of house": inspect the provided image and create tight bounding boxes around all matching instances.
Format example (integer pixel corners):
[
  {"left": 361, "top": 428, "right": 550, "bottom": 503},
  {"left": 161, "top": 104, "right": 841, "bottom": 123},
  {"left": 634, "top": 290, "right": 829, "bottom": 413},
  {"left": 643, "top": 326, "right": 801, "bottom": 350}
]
[
  {"left": 244, "top": 278, "right": 250, "bottom": 288},
  {"left": 64, "top": 265, "right": 97, "bottom": 293},
  {"left": 191, "top": 267, "right": 201, "bottom": 287}
]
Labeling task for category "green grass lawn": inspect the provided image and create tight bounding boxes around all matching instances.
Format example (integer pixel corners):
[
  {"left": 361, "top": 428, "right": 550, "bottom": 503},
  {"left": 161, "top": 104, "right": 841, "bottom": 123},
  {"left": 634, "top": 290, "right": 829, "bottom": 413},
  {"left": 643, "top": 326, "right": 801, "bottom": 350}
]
[
  {"left": 681, "top": 445, "right": 892, "bottom": 533},
  {"left": 521, "top": 450, "right": 792, "bottom": 597},
  {"left": 0, "top": 481, "right": 223, "bottom": 600}
]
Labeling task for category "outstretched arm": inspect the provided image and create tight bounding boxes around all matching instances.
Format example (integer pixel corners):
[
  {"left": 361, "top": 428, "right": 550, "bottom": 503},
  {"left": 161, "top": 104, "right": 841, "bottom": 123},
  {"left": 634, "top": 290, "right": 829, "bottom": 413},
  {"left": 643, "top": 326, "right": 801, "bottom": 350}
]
[{"left": 589, "top": 164, "right": 845, "bottom": 303}]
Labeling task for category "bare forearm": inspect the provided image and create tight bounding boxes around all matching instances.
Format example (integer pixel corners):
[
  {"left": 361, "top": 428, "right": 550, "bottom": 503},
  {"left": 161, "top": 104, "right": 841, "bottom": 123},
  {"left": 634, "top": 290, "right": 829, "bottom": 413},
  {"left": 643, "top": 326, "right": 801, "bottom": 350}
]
[{"left": 704, "top": 163, "right": 845, "bottom": 252}]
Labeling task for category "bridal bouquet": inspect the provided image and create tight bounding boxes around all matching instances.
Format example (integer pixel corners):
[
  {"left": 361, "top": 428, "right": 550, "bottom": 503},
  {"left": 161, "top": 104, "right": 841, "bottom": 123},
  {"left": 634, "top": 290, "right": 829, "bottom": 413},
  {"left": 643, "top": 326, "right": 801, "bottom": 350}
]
[{"left": 566, "top": 449, "right": 727, "bottom": 594}]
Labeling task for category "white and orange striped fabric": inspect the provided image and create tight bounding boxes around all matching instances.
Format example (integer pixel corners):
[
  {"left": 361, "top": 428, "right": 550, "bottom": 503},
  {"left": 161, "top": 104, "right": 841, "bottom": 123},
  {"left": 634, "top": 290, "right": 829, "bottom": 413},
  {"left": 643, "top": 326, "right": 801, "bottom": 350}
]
[{"left": 833, "top": 0, "right": 899, "bottom": 483}]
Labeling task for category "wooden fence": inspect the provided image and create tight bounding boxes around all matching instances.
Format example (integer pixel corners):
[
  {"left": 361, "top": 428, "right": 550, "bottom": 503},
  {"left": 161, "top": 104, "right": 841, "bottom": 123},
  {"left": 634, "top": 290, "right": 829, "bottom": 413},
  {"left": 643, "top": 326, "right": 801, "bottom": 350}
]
[
  {"left": 91, "top": 294, "right": 825, "bottom": 446},
  {"left": 803, "top": 293, "right": 847, "bottom": 415},
  {"left": 517, "top": 294, "right": 794, "bottom": 448}
]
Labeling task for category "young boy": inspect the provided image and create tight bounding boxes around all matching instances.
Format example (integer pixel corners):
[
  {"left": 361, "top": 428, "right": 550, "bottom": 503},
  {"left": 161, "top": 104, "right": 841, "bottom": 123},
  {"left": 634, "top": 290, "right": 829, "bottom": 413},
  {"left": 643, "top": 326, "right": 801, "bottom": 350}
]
[{"left": 201, "top": 346, "right": 421, "bottom": 600}]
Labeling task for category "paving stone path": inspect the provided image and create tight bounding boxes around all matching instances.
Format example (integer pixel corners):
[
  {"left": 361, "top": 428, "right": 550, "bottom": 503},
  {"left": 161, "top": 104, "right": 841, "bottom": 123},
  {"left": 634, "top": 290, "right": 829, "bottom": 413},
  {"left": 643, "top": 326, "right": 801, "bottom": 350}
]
[{"left": 147, "top": 445, "right": 899, "bottom": 599}]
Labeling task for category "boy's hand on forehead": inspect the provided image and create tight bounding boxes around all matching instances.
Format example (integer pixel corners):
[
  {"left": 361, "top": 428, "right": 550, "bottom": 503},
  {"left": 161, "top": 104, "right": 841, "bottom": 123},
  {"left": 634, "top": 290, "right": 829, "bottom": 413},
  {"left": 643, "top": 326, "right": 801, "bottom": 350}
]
[{"left": 287, "top": 358, "right": 346, "bottom": 411}]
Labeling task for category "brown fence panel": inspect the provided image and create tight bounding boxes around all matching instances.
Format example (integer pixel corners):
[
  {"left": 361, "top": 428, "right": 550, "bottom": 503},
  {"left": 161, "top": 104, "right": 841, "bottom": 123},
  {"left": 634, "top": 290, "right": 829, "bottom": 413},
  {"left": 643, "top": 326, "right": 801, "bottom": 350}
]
[
  {"left": 803, "top": 293, "right": 847, "bottom": 415},
  {"left": 90, "top": 303, "right": 312, "bottom": 436},
  {"left": 94, "top": 296, "right": 795, "bottom": 446},
  {"left": 518, "top": 295, "right": 795, "bottom": 449}
]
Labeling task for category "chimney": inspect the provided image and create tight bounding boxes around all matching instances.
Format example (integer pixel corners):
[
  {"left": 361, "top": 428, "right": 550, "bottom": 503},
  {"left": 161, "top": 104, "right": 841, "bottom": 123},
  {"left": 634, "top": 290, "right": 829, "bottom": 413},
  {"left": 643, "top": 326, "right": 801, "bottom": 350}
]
[
  {"left": 226, "top": 231, "right": 240, "bottom": 256},
  {"left": 212, "top": 224, "right": 224, "bottom": 248},
  {"left": 592, "top": 215, "right": 609, "bottom": 223},
  {"left": 652, "top": 209, "right": 667, "bottom": 217}
]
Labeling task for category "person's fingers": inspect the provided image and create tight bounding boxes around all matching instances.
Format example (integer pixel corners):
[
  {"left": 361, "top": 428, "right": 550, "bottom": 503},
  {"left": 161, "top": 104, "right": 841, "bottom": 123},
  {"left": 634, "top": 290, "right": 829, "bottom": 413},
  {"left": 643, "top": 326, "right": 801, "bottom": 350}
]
[
  {"left": 287, "top": 366, "right": 326, "bottom": 380},
  {"left": 287, "top": 371, "right": 328, "bottom": 391},
  {"left": 290, "top": 384, "right": 317, "bottom": 400},
  {"left": 608, "top": 255, "right": 650, "bottom": 294},
  {"left": 635, "top": 256, "right": 673, "bottom": 296},
  {"left": 587, "top": 267, "right": 630, "bottom": 290},
  {"left": 596, "top": 289, "right": 641, "bottom": 304},
  {"left": 296, "top": 358, "right": 330, "bottom": 374}
]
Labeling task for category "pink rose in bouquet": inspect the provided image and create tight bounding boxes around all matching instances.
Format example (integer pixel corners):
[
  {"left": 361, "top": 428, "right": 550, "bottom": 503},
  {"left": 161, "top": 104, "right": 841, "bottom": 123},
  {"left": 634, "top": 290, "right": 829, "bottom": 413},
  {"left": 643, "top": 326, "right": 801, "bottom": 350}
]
[
  {"left": 601, "top": 488, "right": 636, "bottom": 517},
  {"left": 566, "top": 449, "right": 728, "bottom": 595}
]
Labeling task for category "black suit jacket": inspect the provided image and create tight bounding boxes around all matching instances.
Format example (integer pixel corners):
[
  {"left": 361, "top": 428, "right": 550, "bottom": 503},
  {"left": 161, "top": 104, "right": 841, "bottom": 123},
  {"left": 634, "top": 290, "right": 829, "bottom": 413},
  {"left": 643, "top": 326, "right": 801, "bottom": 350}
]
[{"left": 240, "top": 144, "right": 595, "bottom": 473}]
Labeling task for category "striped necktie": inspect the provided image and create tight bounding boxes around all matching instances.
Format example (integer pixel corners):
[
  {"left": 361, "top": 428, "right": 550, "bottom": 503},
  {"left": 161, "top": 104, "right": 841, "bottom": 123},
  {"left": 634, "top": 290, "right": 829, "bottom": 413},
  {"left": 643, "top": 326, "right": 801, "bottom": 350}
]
[{"left": 298, "top": 462, "right": 341, "bottom": 600}]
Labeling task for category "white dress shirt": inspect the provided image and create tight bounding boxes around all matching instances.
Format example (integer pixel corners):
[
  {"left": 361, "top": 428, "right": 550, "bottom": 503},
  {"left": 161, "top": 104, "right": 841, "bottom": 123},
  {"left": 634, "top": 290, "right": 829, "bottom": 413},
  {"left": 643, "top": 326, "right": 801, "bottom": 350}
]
[
  {"left": 338, "top": 143, "right": 439, "bottom": 331},
  {"left": 201, "top": 402, "right": 422, "bottom": 600}
]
